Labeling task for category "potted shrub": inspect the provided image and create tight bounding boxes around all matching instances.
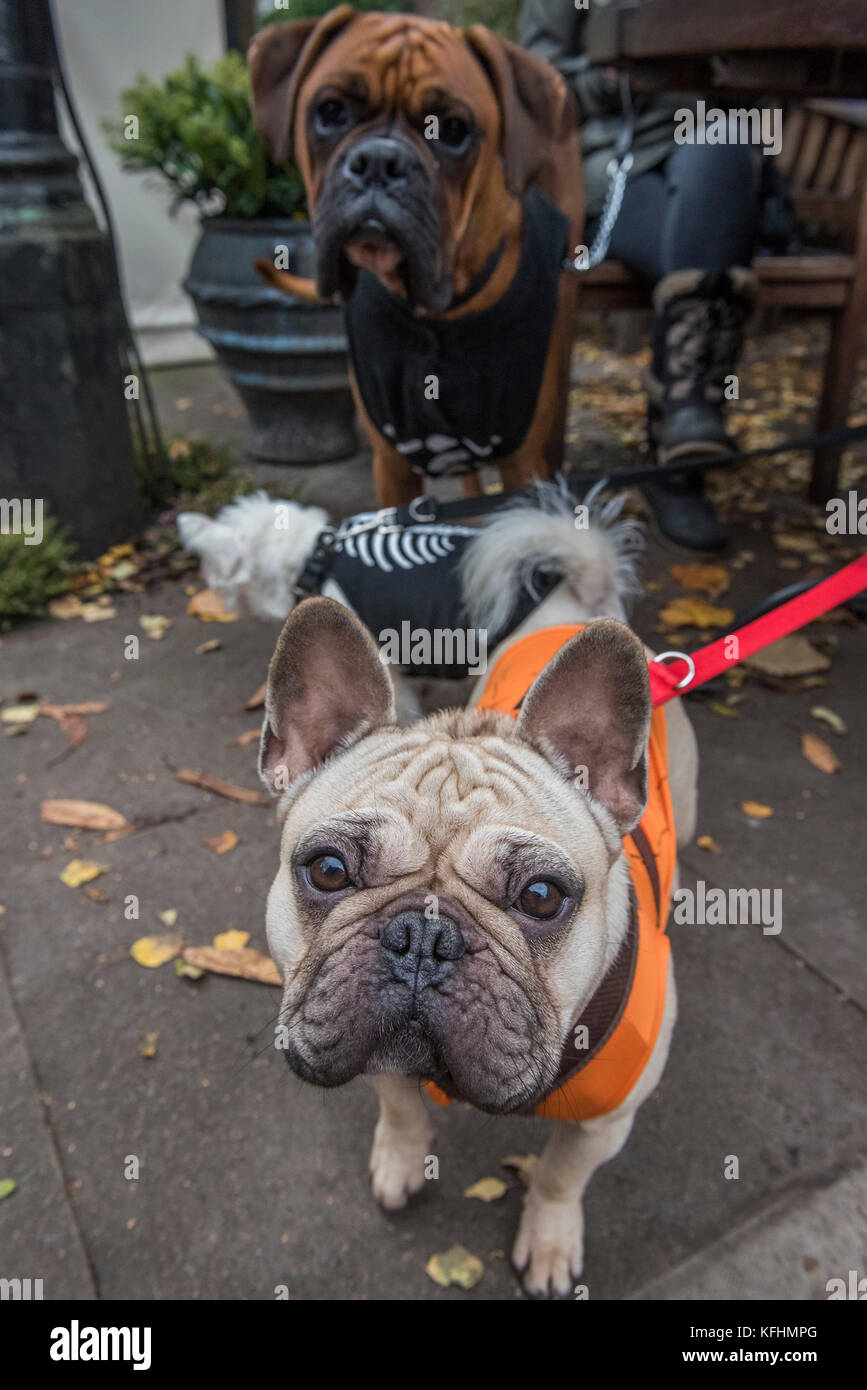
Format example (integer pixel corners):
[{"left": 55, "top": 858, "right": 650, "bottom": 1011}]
[{"left": 104, "top": 49, "right": 357, "bottom": 464}]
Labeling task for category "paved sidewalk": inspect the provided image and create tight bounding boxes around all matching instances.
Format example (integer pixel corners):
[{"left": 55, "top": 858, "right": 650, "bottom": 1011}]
[{"left": 1, "top": 347, "right": 865, "bottom": 1301}]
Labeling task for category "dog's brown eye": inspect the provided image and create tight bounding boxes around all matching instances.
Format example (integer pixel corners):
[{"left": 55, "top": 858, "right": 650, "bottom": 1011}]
[
  {"left": 440, "top": 115, "right": 471, "bottom": 149},
  {"left": 517, "top": 880, "right": 564, "bottom": 919},
  {"left": 307, "top": 853, "right": 351, "bottom": 892},
  {"left": 316, "top": 98, "right": 349, "bottom": 131}
]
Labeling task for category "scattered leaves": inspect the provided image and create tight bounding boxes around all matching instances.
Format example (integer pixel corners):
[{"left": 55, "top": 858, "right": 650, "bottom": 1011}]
[
  {"left": 0, "top": 1179, "right": 17, "bottom": 1200},
  {"left": 158, "top": 909, "right": 178, "bottom": 928},
  {"left": 1, "top": 705, "right": 39, "bottom": 725},
  {"left": 81, "top": 602, "right": 116, "bottom": 622},
  {"left": 140, "top": 614, "right": 172, "bottom": 640},
  {"left": 810, "top": 706, "right": 847, "bottom": 737},
  {"left": 203, "top": 829, "right": 238, "bottom": 855},
  {"left": 60, "top": 859, "right": 107, "bottom": 888},
  {"left": 425, "top": 1245, "right": 484, "bottom": 1290},
  {"left": 130, "top": 934, "right": 183, "bottom": 968},
  {"left": 464, "top": 1177, "right": 507, "bottom": 1202},
  {"left": 41, "top": 799, "right": 128, "bottom": 832},
  {"left": 801, "top": 732, "right": 840, "bottom": 774},
  {"left": 84, "top": 886, "right": 109, "bottom": 903},
  {"left": 139, "top": 1032, "right": 158, "bottom": 1059},
  {"left": 740, "top": 801, "right": 774, "bottom": 820},
  {"left": 710, "top": 702, "right": 740, "bottom": 719},
  {"left": 658, "top": 598, "right": 734, "bottom": 629},
  {"left": 187, "top": 588, "right": 238, "bottom": 622},
  {"left": 48, "top": 595, "right": 84, "bottom": 620},
  {"left": 213, "top": 929, "right": 249, "bottom": 951},
  {"left": 174, "top": 768, "right": 269, "bottom": 806},
  {"left": 670, "top": 563, "right": 730, "bottom": 597},
  {"left": 744, "top": 635, "right": 830, "bottom": 678},
  {"left": 195, "top": 638, "right": 222, "bottom": 655},
  {"left": 227, "top": 728, "right": 261, "bottom": 747},
  {"left": 175, "top": 958, "right": 205, "bottom": 980},
  {"left": 500, "top": 1154, "right": 538, "bottom": 1186},
  {"left": 696, "top": 835, "right": 721, "bottom": 853},
  {"left": 245, "top": 682, "right": 267, "bottom": 710},
  {"left": 179, "top": 945, "right": 281, "bottom": 985}
]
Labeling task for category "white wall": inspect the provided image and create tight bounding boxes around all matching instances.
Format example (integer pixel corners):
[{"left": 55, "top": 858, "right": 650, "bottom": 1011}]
[{"left": 53, "top": 0, "right": 226, "bottom": 366}]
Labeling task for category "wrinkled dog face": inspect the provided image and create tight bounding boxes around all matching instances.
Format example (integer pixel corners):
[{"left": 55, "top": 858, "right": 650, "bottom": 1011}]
[
  {"left": 260, "top": 601, "right": 651, "bottom": 1116},
  {"left": 249, "top": 11, "right": 571, "bottom": 311}
]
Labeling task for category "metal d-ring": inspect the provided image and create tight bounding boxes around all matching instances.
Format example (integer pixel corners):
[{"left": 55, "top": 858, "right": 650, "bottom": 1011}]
[
  {"left": 408, "top": 495, "right": 437, "bottom": 524},
  {"left": 653, "top": 650, "right": 696, "bottom": 690}
]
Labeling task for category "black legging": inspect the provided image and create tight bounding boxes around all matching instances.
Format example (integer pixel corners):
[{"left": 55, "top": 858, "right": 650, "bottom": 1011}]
[{"left": 591, "top": 141, "right": 761, "bottom": 283}]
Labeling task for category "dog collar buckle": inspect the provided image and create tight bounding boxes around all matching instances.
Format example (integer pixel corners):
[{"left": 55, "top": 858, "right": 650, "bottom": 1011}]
[{"left": 653, "top": 650, "right": 696, "bottom": 691}]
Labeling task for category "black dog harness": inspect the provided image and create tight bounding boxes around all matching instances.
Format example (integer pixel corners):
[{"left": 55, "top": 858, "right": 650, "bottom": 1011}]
[
  {"left": 344, "top": 188, "right": 571, "bottom": 479},
  {"left": 294, "top": 503, "right": 560, "bottom": 679}
]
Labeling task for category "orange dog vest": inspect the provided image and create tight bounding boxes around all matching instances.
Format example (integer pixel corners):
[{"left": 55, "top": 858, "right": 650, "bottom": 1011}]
[{"left": 425, "top": 625, "right": 675, "bottom": 1122}]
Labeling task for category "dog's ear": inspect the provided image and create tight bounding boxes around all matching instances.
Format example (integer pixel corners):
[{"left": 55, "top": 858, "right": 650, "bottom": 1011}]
[
  {"left": 259, "top": 595, "right": 395, "bottom": 794},
  {"left": 517, "top": 620, "right": 652, "bottom": 836},
  {"left": 248, "top": 5, "right": 357, "bottom": 166},
  {"left": 465, "top": 26, "right": 576, "bottom": 195}
]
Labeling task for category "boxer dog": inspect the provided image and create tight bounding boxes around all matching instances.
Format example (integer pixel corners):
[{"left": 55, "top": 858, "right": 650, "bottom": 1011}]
[
  {"left": 256, "top": 503, "right": 698, "bottom": 1298},
  {"left": 248, "top": 7, "right": 583, "bottom": 506}
]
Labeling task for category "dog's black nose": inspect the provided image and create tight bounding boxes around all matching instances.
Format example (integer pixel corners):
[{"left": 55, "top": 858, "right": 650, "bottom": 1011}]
[
  {"left": 380, "top": 910, "right": 465, "bottom": 989},
  {"left": 345, "top": 136, "right": 412, "bottom": 190}
]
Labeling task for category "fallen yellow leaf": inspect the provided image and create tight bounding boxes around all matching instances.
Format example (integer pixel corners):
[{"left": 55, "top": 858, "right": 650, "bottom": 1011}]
[
  {"left": 810, "top": 706, "right": 847, "bottom": 737},
  {"left": 60, "top": 859, "right": 107, "bottom": 888},
  {"left": 740, "top": 801, "right": 774, "bottom": 820},
  {"left": 425, "top": 1245, "right": 484, "bottom": 1290},
  {"left": 801, "top": 732, "right": 840, "bottom": 775},
  {"left": 669, "top": 563, "right": 731, "bottom": 597},
  {"left": 158, "top": 909, "right": 178, "bottom": 928},
  {"left": 464, "top": 1177, "right": 507, "bottom": 1202},
  {"left": 187, "top": 588, "right": 238, "bottom": 622},
  {"left": 1, "top": 705, "right": 39, "bottom": 725},
  {"left": 500, "top": 1154, "right": 538, "bottom": 1186},
  {"left": 139, "top": 1032, "right": 158, "bottom": 1059},
  {"left": 202, "top": 829, "right": 238, "bottom": 855},
  {"left": 744, "top": 635, "right": 830, "bottom": 678},
  {"left": 213, "top": 929, "right": 250, "bottom": 951},
  {"left": 696, "top": 835, "right": 721, "bottom": 853},
  {"left": 658, "top": 598, "right": 734, "bottom": 629},
  {"left": 140, "top": 614, "right": 172, "bottom": 640},
  {"left": 130, "top": 934, "right": 183, "bottom": 968}
]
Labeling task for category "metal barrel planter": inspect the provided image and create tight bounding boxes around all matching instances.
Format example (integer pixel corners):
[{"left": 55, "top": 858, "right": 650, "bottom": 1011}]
[{"left": 184, "top": 218, "right": 357, "bottom": 463}]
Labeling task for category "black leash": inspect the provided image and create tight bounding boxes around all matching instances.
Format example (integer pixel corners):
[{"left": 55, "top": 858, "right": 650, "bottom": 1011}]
[{"left": 389, "top": 421, "right": 867, "bottom": 528}]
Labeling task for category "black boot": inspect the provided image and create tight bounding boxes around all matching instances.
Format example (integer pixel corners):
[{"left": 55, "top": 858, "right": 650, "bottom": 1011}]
[{"left": 643, "top": 267, "right": 756, "bottom": 552}]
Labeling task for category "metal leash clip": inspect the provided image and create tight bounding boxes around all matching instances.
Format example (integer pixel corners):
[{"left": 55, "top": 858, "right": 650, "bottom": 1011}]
[{"left": 653, "top": 650, "right": 696, "bottom": 690}]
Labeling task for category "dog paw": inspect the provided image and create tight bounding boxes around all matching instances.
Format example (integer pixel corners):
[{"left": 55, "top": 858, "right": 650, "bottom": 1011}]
[
  {"left": 369, "top": 1121, "right": 432, "bottom": 1211},
  {"left": 512, "top": 1191, "right": 584, "bottom": 1299}
]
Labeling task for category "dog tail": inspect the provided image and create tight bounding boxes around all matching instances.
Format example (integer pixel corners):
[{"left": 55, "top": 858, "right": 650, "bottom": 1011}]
[{"left": 460, "top": 478, "right": 643, "bottom": 638}]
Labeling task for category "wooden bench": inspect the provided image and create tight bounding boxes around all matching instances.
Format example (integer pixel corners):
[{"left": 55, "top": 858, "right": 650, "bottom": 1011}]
[{"left": 578, "top": 102, "right": 867, "bottom": 502}]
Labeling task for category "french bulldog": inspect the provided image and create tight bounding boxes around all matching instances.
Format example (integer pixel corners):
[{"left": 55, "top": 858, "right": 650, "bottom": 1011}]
[{"left": 256, "top": 505, "right": 697, "bottom": 1298}]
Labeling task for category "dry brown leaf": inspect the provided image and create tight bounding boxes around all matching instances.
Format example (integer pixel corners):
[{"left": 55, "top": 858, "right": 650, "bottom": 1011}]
[
  {"left": 84, "top": 885, "right": 109, "bottom": 902},
  {"left": 500, "top": 1154, "right": 538, "bottom": 1186},
  {"left": 227, "top": 728, "right": 261, "bottom": 747},
  {"left": 745, "top": 635, "right": 830, "bottom": 678},
  {"left": 801, "top": 732, "right": 840, "bottom": 775},
  {"left": 425, "top": 1246, "right": 484, "bottom": 1290},
  {"left": 42, "top": 799, "right": 129, "bottom": 831},
  {"left": 464, "top": 1177, "right": 507, "bottom": 1202},
  {"left": 187, "top": 589, "right": 238, "bottom": 623},
  {"left": 740, "top": 801, "right": 774, "bottom": 820},
  {"left": 773, "top": 531, "right": 817, "bottom": 555},
  {"left": 39, "top": 702, "right": 108, "bottom": 718},
  {"left": 48, "top": 595, "right": 84, "bottom": 620},
  {"left": 180, "top": 945, "right": 281, "bottom": 986},
  {"left": 195, "top": 639, "right": 222, "bottom": 655},
  {"left": 696, "top": 835, "right": 721, "bottom": 853},
  {"left": 139, "top": 1032, "right": 158, "bottom": 1059},
  {"left": 658, "top": 598, "right": 734, "bottom": 629},
  {"left": 174, "top": 769, "right": 269, "bottom": 806},
  {"left": 669, "top": 563, "right": 731, "bottom": 597},
  {"left": 131, "top": 934, "right": 183, "bottom": 968},
  {"left": 140, "top": 614, "right": 171, "bottom": 640},
  {"left": 202, "top": 829, "right": 238, "bottom": 855},
  {"left": 245, "top": 682, "right": 267, "bottom": 710},
  {"left": 81, "top": 602, "right": 116, "bottom": 623}
]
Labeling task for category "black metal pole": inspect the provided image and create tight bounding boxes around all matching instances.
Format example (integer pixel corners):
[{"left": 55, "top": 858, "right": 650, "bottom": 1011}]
[{"left": 0, "top": 0, "right": 146, "bottom": 556}]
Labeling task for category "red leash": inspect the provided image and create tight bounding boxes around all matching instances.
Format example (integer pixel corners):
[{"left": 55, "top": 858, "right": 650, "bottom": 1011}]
[{"left": 649, "top": 554, "right": 867, "bottom": 707}]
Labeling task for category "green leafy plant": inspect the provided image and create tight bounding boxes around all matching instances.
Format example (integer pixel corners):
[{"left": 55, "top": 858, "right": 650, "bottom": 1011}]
[
  {"left": 0, "top": 518, "right": 76, "bottom": 629},
  {"left": 102, "top": 52, "right": 306, "bottom": 219},
  {"left": 260, "top": 0, "right": 403, "bottom": 20}
]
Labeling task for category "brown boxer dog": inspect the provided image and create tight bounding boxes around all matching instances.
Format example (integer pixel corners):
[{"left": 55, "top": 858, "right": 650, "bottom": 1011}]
[{"left": 248, "top": 6, "right": 583, "bottom": 506}]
